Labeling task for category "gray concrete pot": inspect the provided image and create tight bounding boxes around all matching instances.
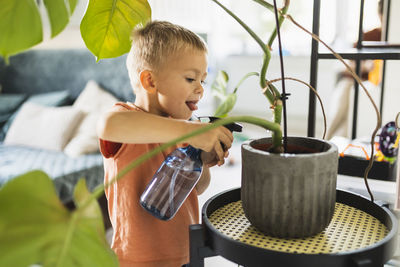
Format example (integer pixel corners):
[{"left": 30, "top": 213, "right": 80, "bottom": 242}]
[{"left": 241, "top": 136, "right": 338, "bottom": 238}]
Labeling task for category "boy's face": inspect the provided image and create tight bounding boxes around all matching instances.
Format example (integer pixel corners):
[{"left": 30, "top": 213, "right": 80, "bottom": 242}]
[{"left": 153, "top": 48, "right": 208, "bottom": 120}]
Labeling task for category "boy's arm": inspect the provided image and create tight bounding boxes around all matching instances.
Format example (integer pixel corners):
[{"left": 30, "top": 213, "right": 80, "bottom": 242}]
[{"left": 97, "top": 110, "right": 233, "bottom": 163}]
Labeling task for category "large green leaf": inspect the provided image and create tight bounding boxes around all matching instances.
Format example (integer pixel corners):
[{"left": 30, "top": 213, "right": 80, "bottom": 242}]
[
  {"left": 0, "top": 171, "right": 118, "bottom": 267},
  {"left": 0, "top": 0, "right": 77, "bottom": 63},
  {"left": 81, "top": 0, "right": 152, "bottom": 61},
  {"left": 0, "top": 0, "right": 42, "bottom": 62},
  {"left": 43, "top": 0, "right": 78, "bottom": 37}
]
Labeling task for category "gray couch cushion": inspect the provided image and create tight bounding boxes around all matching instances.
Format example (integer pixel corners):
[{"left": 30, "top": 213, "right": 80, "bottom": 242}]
[{"left": 0, "top": 49, "right": 134, "bottom": 101}]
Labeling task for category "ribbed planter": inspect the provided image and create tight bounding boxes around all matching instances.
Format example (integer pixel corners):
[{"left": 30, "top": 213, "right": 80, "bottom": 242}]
[{"left": 241, "top": 136, "right": 338, "bottom": 238}]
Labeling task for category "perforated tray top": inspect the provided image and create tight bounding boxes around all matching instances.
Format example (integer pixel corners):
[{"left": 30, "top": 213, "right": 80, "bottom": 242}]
[{"left": 209, "top": 200, "right": 389, "bottom": 254}]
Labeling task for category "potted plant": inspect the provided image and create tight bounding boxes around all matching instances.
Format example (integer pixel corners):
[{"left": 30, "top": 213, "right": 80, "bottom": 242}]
[
  {"left": 0, "top": 1, "right": 291, "bottom": 265},
  {"left": 209, "top": 0, "right": 382, "bottom": 238}
]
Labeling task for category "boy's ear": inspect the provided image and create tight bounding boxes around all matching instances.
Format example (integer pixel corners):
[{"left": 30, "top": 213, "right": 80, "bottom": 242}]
[{"left": 139, "top": 70, "right": 157, "bottom": 94}]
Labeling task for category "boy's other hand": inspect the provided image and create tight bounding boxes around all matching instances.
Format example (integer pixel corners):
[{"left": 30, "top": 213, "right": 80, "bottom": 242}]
[{"left": 201, "top": 150, "right": 229, "bottom": 167}]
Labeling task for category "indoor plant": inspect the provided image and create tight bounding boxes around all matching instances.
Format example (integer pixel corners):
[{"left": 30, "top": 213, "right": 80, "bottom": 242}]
[{"left": 0, "top": 0, "right": 383, "bottom": 265}]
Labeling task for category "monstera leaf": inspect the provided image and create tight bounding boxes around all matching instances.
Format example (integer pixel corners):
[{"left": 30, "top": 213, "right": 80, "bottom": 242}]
[
  {"left": 0, "top": 0, "right": 77, "bottom": 63},
  {"left": 0, "top": 171, "right": 118, "bottom": 267},
  {"left": 81, "top": 0, "right": 152, "bottom": 61}
]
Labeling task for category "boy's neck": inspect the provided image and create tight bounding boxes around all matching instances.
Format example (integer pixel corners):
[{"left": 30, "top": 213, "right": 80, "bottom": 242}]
[
  {"left": 134, "top": 94, "right": 169, "bottom": 117},
  {"left": 133, "top": 100, "right": 149, "bottom": 113}
]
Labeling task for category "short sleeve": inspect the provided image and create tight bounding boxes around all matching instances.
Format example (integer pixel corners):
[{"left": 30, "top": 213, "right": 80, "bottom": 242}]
[{"left": 99, "top": 138, "right": 122, "bottom": 158}]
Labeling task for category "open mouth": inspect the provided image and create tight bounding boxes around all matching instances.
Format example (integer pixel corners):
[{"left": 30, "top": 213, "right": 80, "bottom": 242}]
[{"left": 186, "top": 100, "right": 199, "bottom": 111}]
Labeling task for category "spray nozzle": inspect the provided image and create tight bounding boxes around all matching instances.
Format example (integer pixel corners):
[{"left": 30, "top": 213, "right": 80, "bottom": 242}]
[
  {"left": 197, "top": 116, "right": 243, "bottom": 133},
  {"left": 197, "top": 116, "right": 243, "bottom": 151}
]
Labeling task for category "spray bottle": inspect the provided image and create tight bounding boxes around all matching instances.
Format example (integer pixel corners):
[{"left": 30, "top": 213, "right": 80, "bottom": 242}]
[{"left": 140, "top": 117, "right": 242, "bottom": 220}]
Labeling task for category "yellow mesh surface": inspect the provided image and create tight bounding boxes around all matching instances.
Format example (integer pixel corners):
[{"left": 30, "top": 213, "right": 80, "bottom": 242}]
[{"left": 208, "top": 201, "right": 389, "bottom": 254}]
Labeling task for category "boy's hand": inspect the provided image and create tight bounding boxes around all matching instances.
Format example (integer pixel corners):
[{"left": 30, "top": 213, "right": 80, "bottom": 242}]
[{"left": 187, "top": 122, "right": 233, "bottom": 164}]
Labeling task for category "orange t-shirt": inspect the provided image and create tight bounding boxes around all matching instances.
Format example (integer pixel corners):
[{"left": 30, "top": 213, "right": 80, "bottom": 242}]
[{"left": 100, "top": 102, "right": 199, "bottom": 267}]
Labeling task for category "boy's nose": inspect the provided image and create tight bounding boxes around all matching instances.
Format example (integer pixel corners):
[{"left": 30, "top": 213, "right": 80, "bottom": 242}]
[{"left": 195, "top": 84, "right": 204, "bottom": 97}]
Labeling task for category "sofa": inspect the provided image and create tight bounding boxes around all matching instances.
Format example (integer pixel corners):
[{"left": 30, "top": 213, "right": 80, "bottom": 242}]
[{"left": 0, "top": 49, "right": 133, "bottom": 220}]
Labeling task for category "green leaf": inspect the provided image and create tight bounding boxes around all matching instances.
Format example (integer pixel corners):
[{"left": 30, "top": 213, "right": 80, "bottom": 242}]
[
  {"left": 0, "top": 0, "right": 42, "bottom": 62},
  {"left": 0, "top": 171, "right": 118, "bottom": 267},
  {"left": 43, "top": 0, "right": 73, "bottom": 37},
  {"left": 0, "top": 0, "right": 77, "bottom": 62},
  {"left": 81, "top": 0, "right": 152, "bottom": 61},
  {"left": 214, "top": 93, "right": 237, "bottom": 117}
]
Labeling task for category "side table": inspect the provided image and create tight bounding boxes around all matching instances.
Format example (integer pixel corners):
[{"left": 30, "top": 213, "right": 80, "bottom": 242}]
[{"left": 189, "top": 188, "right": 398, "bottom": 267}]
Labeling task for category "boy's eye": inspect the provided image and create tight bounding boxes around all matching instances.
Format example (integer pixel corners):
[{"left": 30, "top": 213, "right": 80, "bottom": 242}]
[
  {"left": 201, "top": 80, "right": 206, "bottom": 85},
  {"left": 186, "top": 78, "right": 195, "bottom": 83}
]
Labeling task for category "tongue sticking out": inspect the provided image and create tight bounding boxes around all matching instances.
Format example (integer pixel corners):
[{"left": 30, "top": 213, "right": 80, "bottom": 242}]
[{"left": 186, "top": 101, "right": 198, "bottom": 111}]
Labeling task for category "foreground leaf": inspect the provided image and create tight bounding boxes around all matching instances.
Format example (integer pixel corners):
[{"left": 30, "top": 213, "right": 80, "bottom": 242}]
[
  {"left": 43, "top": 0, "right": 78, "bottom": 37},
  {"left": 0, "top": 0, "right": 42, "bottom": 62},
  {"left": 0, "top": 171, "right": 118, "bottom": 267},
  {"left": 0, "top": 0, "right": 77, "bottom": 62},
  {"left": 81, "top": 0, "right": 152, "bottom": 60}
]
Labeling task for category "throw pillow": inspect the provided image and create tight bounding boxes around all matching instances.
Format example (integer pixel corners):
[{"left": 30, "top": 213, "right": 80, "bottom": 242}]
[
  {"left": 4, "top": 102, "right": 84, "bottom": 151},
  {"left": 0, "top": 90, "right": 71, "bottom": 141},
  {"left": 73, "top": 80, "right": 118, "bottom": 112},
  {"left": 64, "top": 80, "right": 118, "bottom": 157}
]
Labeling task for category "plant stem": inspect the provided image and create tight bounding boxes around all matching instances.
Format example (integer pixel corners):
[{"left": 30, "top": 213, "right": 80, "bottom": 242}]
[
  {"left": 272, "top": 0, "right": 288, "bottom": 152},
  {"left": 267, "top": 2, "right": 290, "bottom": 48},
  {"left": 274, "top": 101, "right": 282, "bottom": 125},
  {"left": 210, "top": 0, "right": 284, "bottom": 150},
  {"left": 82, "top": 116, "right": 282, "bottom": 211},
  {"left": 260, "top": 53, "right": 271, "bottom": 91}
]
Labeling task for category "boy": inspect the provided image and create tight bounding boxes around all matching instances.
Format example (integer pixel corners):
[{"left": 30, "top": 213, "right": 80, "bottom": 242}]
[{"left": 97, "top": 21, "right": 233, "bottom": 267}]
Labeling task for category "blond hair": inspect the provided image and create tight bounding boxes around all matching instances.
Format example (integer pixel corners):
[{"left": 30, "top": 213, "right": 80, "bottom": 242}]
[{"left": 126, "top": 21, "right": 207, "bottom": 89}]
